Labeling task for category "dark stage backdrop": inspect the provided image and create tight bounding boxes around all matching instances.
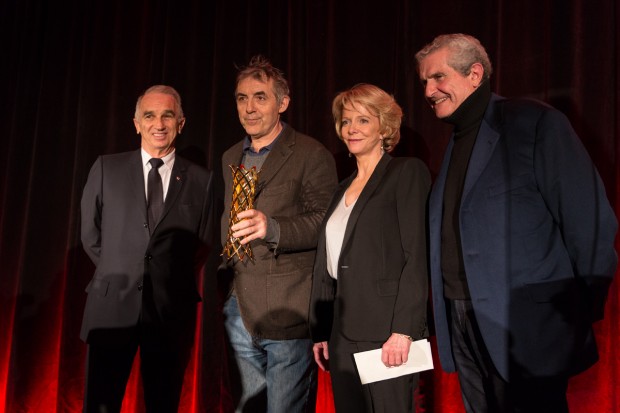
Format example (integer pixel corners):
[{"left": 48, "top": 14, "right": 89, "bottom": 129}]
[{"left": 1, "top": 0, "right": 619, "bottom": 412}]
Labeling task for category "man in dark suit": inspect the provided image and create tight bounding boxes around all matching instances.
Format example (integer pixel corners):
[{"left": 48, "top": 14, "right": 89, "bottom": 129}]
[
  {"left": 80, "top": 85, "right": 213, "bottom": 413},
  {"left": 416, "top": 34, "right": 617, "bottom": 412},
  {"left": 219, "top": 55, "right": 337, "bottom": 412}
]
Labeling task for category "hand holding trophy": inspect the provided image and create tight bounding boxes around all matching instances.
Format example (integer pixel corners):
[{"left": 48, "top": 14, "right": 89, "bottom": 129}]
[{"left": 222, "top": 164, "right": 259, "bottom": 262}]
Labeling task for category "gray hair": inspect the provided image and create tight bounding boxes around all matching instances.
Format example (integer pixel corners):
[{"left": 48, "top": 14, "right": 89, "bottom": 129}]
[
  {"left": 415, "top": 33, "right": 493, "bottom": 81},
  {"left": 235, "top": 55, "right": 290, "bottom": 105},
  {"left": 135, "top": 85, "right": 184, "bottom": 118}
]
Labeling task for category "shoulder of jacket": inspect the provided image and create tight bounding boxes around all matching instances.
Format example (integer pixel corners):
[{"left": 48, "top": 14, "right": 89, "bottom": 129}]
[
  {"left": 100, "top": 150, "right": 136, "bottom": 160},
  {"left": 222, "top": 140, "right": 245, "bottom": 159},
  {"left": 388, "top": 156, "right": 427, "bottom": 170},
  {"left": 497, "top": 96, "right": 559, "bottom": 120},
  {"left": 96, "top": 150, "right": 138, "bottom": 169},
  {"left": 176, "top": 155, "right": 212, "bottom": 177},
  {"left": 291, "top": 132, "right": 331, "bottom": 156}
]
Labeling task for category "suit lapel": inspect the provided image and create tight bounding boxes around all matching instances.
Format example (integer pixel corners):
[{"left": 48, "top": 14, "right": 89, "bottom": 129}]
[
  {"left": 221, "top": 141, "right": 245, "bottom": 203},
  {"left": 158, "top": 156, "right": 186, "bottom": 225},
  {"left": 315, "top": 176, "right": 352, "bottom": 277},
  {"left": 129, "top": 150, "right": 148, "bottom": 221},
  {"left": 340, "top": 154, "right": 392, "bottom": 253},
  {"left": 223, "top": 143, "right": 244, "bottom": 170},
  {"left": 429, "top": 139, "right": 452, "bottom": 213},
  {"left": 462, "top": 96, "right": 502, "bottom": 199},
  {"left": 254, "top": 125, "right": 294, "bottom": 198},
  {"left": 325, "top": 176, "right": 354, "bottom": 225}
]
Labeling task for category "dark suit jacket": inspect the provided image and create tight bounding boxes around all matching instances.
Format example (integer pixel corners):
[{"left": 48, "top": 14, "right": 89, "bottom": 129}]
[
  {"left": 429, "top": 94, "right": 618, "bottom": 380},
  {"left": 80, "top": 149, "right": 213, "bottom": 344},
  {"left": 310, "top": 155, "right": 431, "bottom": 344},
  {"left": 220, "top": 124, "right": 337, "bottom": 340}
]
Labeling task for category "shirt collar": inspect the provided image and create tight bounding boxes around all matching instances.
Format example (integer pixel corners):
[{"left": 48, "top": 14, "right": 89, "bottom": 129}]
[
  {"left": 242, "top": 123, "right": 285, "bottom": 155},
  {"left": 141, "top": 148, "right": 176, "bottom": 168}
]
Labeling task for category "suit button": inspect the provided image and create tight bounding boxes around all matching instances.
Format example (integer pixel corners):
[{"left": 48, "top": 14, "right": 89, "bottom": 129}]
[
  {"left": 143, "top": 222, "right": 148, "bottom": 228},
  {"left": 137, "top": 282, "right": 143, "bottom": 291},
  {"left": 144, "top": 255, "right": 152, "bottom": 260}
]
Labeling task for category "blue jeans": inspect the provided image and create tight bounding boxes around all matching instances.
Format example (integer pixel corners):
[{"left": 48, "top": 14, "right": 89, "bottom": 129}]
[{"left": 223, "top": 295, "right": 317, "bottom": 413}]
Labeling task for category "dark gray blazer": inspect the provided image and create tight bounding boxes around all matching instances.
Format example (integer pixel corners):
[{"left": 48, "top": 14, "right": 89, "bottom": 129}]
[
  {"left": 220, "top": 124, "right": 338, "bottom": 340},
  {"left": 80, "top": 149, "right": 213, "bottom": 343},
  {"left": 429, "top": 94, "right": 617, "bottom": 380}
]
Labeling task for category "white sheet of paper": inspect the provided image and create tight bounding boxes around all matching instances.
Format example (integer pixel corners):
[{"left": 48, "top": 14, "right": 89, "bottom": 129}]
[{"left": 353, "top": 339, "right": 434, "bottom": 384}]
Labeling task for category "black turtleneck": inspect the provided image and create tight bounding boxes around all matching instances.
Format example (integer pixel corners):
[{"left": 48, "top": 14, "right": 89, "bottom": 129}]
[{"left": 441, "top": 80, "right": 491, "bottom": 300}]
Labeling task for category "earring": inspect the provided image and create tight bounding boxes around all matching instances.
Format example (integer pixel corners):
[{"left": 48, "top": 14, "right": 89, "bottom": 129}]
[{"left": 348, "top": 152, "right": 352, "bottom": 158}]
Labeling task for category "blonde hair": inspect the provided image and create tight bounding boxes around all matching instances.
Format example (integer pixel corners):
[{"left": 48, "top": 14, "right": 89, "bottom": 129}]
[{"left": 332, "top": 83, "right": 403, "bottom": 153}]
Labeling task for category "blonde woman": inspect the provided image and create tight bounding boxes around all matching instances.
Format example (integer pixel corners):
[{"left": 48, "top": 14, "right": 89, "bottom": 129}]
[{"left": 310, "top": 83, "right": 430, "bottom": 412}]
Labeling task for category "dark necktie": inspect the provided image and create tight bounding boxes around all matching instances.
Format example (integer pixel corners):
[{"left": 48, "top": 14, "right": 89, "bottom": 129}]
[{"left": 147, "top": 158, "right": 165, "bottom": 232}]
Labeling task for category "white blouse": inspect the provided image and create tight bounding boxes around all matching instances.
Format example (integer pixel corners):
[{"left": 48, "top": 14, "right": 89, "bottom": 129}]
[{"left": 325, "top": 194, "right": 356, "bottom": 279}]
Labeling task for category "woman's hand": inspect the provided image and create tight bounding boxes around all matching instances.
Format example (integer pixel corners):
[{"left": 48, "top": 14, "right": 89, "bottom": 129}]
[
  {"left": 313, "top": 341, "right": 330, "bottom": 371},
  {"left": 381, "top": 333, "right": 412, "bottom": 367}
]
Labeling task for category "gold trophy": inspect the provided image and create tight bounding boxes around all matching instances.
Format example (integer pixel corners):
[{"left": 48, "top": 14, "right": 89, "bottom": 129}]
[{"left": 222, "top": 164, "right": 259, "bottom": 262}]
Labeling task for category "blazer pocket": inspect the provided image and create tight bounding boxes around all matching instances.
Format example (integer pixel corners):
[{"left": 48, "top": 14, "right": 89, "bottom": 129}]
[
  {"left": 521, "top": 278, "right": 589, "bottom": 326},
  {"left": 488, "top": 173, "right": 534, "bottom": 197},
  {"left": 86, "top": 277, "right": 110, "bottom": 298},
  {"left": 523, "top": 278, "right": 580, "bottom": 303},
  {"left": 377, "top": 279, "right": 398, "bottom": 296},
  {"left": 261, "top": 181, "right": 293, "bottom": 197}
]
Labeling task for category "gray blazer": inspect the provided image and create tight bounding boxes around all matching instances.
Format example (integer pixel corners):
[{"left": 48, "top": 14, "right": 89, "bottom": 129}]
[
  {"left": 80, "top": 149, "right": 213, "bottom": 343},
  {"left": 220, "top": 124, "right": 338, "bottom": 340}
]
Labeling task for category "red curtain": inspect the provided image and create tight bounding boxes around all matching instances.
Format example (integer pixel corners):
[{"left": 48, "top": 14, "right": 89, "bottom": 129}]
[{"left": 1, "top": 0, "right": 619, "bottom": 412}]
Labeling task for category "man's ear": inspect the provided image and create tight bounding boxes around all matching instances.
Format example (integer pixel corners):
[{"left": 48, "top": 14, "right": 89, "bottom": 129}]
[
  {"left": 470, "top": 62, "right": 484, "bottom": 87},
  {"left": 278, "top": 95, "right": 290, "bottom": 113}
]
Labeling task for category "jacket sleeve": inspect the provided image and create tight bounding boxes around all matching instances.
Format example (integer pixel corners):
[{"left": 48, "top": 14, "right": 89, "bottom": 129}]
[
  {"left": 198, "top": 170, "right": 215, "bottom": 246},
  {"left": 535, "top": 108, "right": 618, "bottom": 321},
  {"left": 275, "top": 144, "right": 338, "bottom": 252},
  {"left": 80, "top": 156, "right": 104, "bottom": 266},
  {"left": 193, "top": 169, "right": 215, "bottom": 271},
  {"left": 309, "top": 245, "right": 337, "bottom": 343},
  {"left": 391, "top": 158, "right": 431, "bottom": 339}
]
